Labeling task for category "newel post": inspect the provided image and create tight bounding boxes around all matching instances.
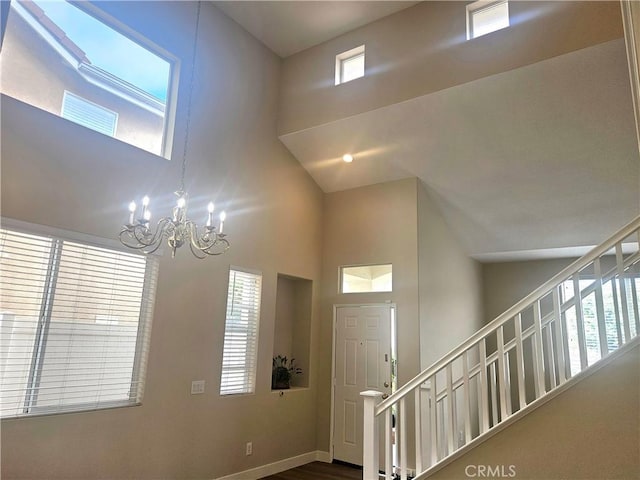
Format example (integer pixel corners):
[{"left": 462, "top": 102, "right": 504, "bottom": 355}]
[{"left": 361, "top": 390, "right": 384, "bottom": 480}]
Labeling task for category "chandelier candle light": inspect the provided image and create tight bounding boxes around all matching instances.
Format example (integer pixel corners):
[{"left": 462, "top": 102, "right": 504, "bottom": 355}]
[{"left": 119, "top": 1, "right": 230, "bottom": 259}]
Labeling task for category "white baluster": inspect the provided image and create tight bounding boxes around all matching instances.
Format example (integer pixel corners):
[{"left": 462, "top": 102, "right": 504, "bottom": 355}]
[
  {"left": 514, "top": 314, "right": 527, "bottom": 409},
  {"left": 399, "top": 397, "right": 407, "bottom": 480},
  {"left": 504, "top": 353, "right": 512, "bottom": 416},
  {"left": 429, "top": 376, "right": 437, "bottom": 464},
  {"left": 616, "top": 243, "right": 632, "bottom": 342},
  {"left": 445, "top": 365, "right": 455, "bottom": 455},
  {"left": 385, "top": 407, "right": 393, "bottom": 480},
  {"left": 414, "top": 387, "right": 422, "bottom": 474},
  {"left": 594, "top": 259, "right": 609, "bottom": 358},
  {"left": 630, "top": 277, "right": 640, "bottom": 335},
  {"left": 490, "top": 362, "right": 498, "bottom": 425},
  {"left": 573, "top": 276, "right": 588, "bottom": 370},
  {"left": 496, "top": 326, "right": 508, "bottom": 421},
  {"left": 479, "top": 339, "right": 490, "bottom": 433},
  {"left": 462, "top": 350, "right": 472, "bottom": 444},
  {"left": 610, "top": 279, "right": 624, "bottom": 346},
  {"left": 552, "top": 286, "right": 567, "bottom": 385},
  {"left": 533, "top": 301, "right": 546, "bottom": 398},
  {"left": 361, "top": 390, "right": 383, "bottom": 480},
  {"left": 544, "top": 324, "right": 557, "bottom": 389}
]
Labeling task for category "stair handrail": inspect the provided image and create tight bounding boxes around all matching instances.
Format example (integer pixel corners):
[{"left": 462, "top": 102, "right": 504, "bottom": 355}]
[{"left": 375, "top": 214, "right": 640, "bottom": 415}]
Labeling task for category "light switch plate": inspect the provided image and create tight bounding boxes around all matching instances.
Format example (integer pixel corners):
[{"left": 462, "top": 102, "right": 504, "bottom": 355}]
[{"left": 191, "top": 380, "right": 205, "bottom": 395}]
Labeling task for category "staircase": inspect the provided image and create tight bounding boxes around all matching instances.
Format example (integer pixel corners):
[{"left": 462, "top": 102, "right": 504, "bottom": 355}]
[{"left": 361, "top": 216, "right": 640, "bottom": 480}]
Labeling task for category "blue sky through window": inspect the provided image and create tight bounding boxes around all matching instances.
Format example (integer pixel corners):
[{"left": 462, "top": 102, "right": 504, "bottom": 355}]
[{"left": 32, "top": 0, "right": 170, "bottom": 102}]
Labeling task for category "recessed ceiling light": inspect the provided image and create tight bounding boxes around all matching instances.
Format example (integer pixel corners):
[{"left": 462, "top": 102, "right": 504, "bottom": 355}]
[{"left": 342, "top": 154, "right": 353, "bottom": 163}]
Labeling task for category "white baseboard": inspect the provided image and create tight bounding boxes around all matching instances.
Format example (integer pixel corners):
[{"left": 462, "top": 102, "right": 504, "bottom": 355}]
[
  {"left": 214, "top": 450, "right": 331, "bottom": 480},
  {"left": 315, "top": 450, "right": 332, "bottom": 463}
]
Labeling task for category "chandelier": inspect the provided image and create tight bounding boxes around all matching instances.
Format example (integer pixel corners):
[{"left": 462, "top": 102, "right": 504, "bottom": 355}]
[{"left": 119, "top": 1, "right": 229, "bottom": 259}]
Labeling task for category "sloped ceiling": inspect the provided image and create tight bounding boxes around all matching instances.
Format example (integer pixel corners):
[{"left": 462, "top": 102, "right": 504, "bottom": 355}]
[
  {"left": 211, "top": 1, "right": 639, "bottom": 260},
  {"left": 280, "top": 39, "right": 640, "bottom": 259}
]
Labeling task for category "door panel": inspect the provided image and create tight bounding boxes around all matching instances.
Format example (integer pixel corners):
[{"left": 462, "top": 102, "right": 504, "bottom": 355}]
[{"left": 333, "top": 305, "right": 392, "bottom": 465}]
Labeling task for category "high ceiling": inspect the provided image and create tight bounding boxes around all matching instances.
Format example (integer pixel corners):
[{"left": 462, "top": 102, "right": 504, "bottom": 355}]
[
  {"left": 280, "top": 39, "right": 639, "bottom": 260},
  {"left": 213, "top": 1, "right": 419, "bottom": 57},
  {"left": 212, "top": 2, "right": 639, "bottom": 261}
]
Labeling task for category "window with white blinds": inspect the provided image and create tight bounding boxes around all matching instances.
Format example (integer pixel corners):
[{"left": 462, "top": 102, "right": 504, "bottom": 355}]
[
  {"left": 220, "top": 268, "right": 262, "bottom": 395},
  {"left": 0, "top": 225, "right": 158, "bottom": 418},
  {"left": 61, "top": 91, "right": 118, "bottom": 137}
]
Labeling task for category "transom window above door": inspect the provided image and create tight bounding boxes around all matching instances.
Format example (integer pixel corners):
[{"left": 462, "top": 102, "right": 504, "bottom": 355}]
[{"left": 340, "top": 264, "right": 393, "bottom": 293}]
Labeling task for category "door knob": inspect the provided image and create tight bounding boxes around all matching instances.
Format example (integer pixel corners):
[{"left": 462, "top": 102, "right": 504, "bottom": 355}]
[
  {"left": 384, "top": 382, "right": 389, "bottom": 388},
  {"left": 382, "top": 393, "right": 389, "bottom": 399}
]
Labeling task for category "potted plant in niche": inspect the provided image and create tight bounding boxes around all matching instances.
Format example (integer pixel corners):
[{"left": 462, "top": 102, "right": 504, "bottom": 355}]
[{"left": 271, "top": 355, "right": 302, "bottom": 390}]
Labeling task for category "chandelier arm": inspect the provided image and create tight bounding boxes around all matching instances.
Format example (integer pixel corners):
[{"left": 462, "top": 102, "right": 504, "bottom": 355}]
[
  {"left": 143, "top": 234, "right": 170, "bottom": 255},
  {"left": 187, "top": 220, "right": 212, "bottom": 251},
  {"left": 187, "top": 220, "right": 229, "bottom": 256},
  {"left": 129, "top": 226, "right": 155, "bottom": 248},
  {"left": 119, "top": 228, "right": 145, "bottom": 248},
  {"left": 132, "top": 217, "right": 173, "bottom": 248},
  {"left": 188, "top": 240, "right": 208, "bottom": 259},
  {"left": 121, "top": 226, "right": 154, "bottom": 249},
  {"left": 201, "top": 236, "right": 230, "bottom": 256}
]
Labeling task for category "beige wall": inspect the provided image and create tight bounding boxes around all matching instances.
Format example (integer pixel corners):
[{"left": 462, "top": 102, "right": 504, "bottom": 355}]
[
  {"left": 1, "top": 9, "right": 165, "bottom": 156},
  {"left": 278, "top": 1, "right": 623, "bottom": 135},
  {"left": 1, "top": 2, "right": 324, "bottom": 479},
  {"left": 430, "top": 341, "right": 640, "bottom": 480},
  {"left": 318, "top": 178, "right": 484, "bottom": 464},
  {"left": 482, "top": 258, "right": 577, "bottom": 324},
  {"left": 418, "top": 181, "right": 483, "bottom": 368},
  {"left": 273, "top": 275, "right": 313, "bottom": 388},
  {"left": 319, "top": 178, "right": 421, "bottom": 451}
]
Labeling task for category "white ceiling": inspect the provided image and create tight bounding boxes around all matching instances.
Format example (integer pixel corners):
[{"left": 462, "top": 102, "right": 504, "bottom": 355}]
[
  {"left": 212, "top": 2, "right": 639, "bottom": 260},
  {"left": 213, "top": 1, "right": 419, "bottom": 57},
  {"left": 280, "top": 39, "right": 640, "bottom": 259}
]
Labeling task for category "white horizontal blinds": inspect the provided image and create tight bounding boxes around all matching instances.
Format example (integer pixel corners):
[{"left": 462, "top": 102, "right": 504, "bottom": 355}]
[
  {"left": 61, "top": 91, "right": 118, "bottom": 137},
  {"left": 0, "top": 229, "right": 53, "bottom": 417},
  {"left": 0, "top": 227, "right": 158, "bottom": 418},
  {"left": 220, "top": 268, "right": 262, "bottom": 395}
]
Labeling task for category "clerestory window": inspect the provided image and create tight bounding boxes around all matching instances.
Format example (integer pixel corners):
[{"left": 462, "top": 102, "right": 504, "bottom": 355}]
[
  {"left": 335, "top": 45, "right": 365, "bottom": 85},
  {"left": 467, "top": 0, "right": 510, "bottom": 40}
]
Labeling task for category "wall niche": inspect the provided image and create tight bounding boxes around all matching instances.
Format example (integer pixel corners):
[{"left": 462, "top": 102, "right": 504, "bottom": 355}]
[{"left": 272, "top": 274, "right": 312, "bottom": 389}]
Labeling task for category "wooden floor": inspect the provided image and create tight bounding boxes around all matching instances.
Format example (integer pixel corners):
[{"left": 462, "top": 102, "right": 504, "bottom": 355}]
[{"left": 261, "top": 461, "right": 362, "bottom": 480}]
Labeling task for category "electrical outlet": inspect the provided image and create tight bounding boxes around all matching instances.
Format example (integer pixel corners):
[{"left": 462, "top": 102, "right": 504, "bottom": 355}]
[
  {"left": 245, "top": 442, "right": 253, "bottom": 456},
  {"left": 191, "top": 380, "right": 205, "bottom": 395}
]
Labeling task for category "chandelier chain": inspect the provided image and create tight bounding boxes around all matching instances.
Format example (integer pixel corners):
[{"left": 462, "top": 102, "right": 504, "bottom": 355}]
[
  {"left": 119, "top": 0, "right": 230, "bottom": 259},
  {"left": 180, "top": 0, "right": 202, "bottom": 193}
]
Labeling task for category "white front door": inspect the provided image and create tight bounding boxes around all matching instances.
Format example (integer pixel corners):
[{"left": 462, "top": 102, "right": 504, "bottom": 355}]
[{"left": 333, "top": 305, "right": 392, "bottom": 465}]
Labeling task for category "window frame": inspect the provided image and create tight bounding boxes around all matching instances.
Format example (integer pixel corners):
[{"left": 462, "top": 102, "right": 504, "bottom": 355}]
[
  {"left": 219, "top": 266, "right": 262, "bottom": 396},
  {"left": 0, "top": 218, "right": 159, "bottom": 419},
  {"left": 340, "top": 263, "right": 393, "bottom": 294},
  {"left": 335, "top": 45, "right": 366, "bottom": 85},
  {"left": 61, "top": 0, "right": 180, "bottom": 160},
  {"left": 558, "top": 273, "right": 639, "bottom": 377},
  {"left": 4, "top": 0, "right": 180, "bottom": 159},
  {"left": 466, "top": 0, "right": 510, "bottom": 40}
]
